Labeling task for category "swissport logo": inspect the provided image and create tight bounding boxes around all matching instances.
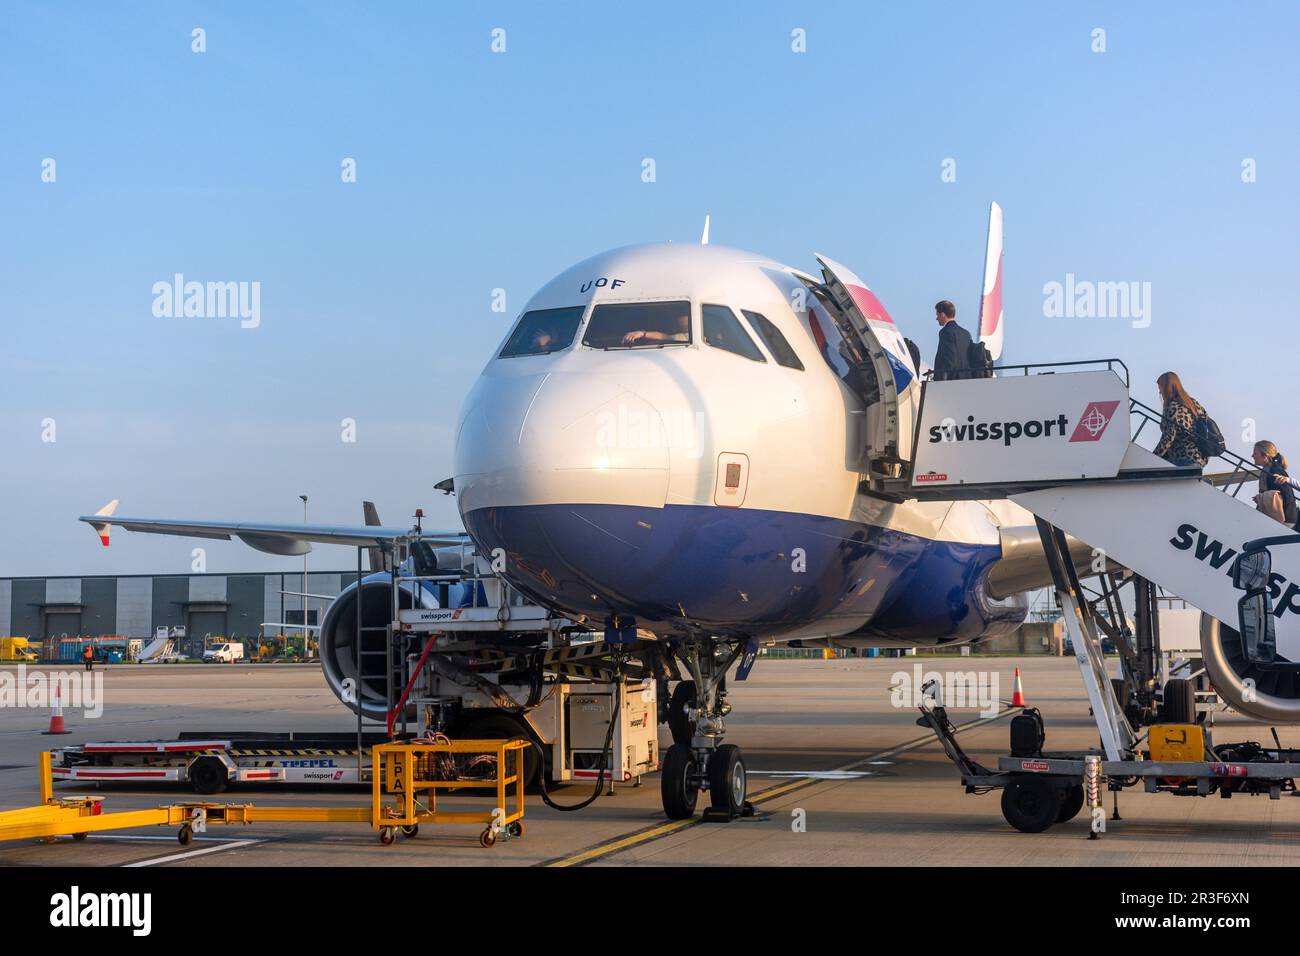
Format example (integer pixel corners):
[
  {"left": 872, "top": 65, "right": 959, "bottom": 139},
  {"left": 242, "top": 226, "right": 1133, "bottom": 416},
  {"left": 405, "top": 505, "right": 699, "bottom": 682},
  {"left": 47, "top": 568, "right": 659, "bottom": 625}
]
[
  {"left": 1171, "top": 522, "right": 1300, "bottom": 619},
  {"left": 1068, "top": 400, "right": 1121, "bottom": 442}
]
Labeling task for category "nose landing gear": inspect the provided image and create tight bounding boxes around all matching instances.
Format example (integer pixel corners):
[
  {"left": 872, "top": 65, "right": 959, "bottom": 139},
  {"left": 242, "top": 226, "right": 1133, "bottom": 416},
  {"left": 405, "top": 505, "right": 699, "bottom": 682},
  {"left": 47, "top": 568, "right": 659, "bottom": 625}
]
[
  {"left": 659, "top": 638, "right": 756, "bottom": 822},
  {"left": 661, "top": 742, "right": 752, "bottom": 821}
]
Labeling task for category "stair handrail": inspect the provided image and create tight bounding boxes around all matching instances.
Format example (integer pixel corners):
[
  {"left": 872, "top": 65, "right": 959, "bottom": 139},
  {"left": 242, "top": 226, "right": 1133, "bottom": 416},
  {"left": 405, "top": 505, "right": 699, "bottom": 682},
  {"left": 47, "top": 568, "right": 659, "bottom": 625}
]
[
  {"left": 1128, "top": 397, "right": 1262, "bottom": 500},
  {"left": 922, "top": 356, "right": 1130, "bottom": 384}
]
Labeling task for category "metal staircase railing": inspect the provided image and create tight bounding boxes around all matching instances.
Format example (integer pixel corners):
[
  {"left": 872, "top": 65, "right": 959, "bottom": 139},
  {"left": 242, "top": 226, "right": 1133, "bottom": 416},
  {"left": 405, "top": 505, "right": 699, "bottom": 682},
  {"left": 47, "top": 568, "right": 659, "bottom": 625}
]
[{"left": 1128, "top": 397, "right": 1262, "bottom": 501}]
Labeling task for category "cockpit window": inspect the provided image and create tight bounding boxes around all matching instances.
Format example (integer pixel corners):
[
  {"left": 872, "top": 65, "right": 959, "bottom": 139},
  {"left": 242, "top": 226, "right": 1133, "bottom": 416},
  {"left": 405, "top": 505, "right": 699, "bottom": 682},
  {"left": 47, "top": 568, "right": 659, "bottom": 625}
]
[
  {"left": 582, "top": 301, "right": 692, "bottom": 349},
  {"left": 702, "top": 304, "right": 765, "bottom": 362},
  {"left": 742, "top": 310, "right": 805, "bottom": 370},
  {"left": 499, "top": 306, "right": 585, "bottom": 358}
]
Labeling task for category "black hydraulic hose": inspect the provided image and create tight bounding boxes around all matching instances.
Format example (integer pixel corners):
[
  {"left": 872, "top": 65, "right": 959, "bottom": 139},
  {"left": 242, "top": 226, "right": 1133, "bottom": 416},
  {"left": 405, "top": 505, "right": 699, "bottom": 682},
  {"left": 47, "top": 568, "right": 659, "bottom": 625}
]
[{"left": 532, "top": 651, "right": 625, "bottom": 812}]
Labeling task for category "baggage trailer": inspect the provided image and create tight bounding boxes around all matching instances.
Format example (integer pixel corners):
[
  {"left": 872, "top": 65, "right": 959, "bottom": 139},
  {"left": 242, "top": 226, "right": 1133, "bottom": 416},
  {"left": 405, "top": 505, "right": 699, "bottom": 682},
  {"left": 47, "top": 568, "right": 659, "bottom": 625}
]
[{"left": 51, "top": 733, "right": 384, "bottom": 792}]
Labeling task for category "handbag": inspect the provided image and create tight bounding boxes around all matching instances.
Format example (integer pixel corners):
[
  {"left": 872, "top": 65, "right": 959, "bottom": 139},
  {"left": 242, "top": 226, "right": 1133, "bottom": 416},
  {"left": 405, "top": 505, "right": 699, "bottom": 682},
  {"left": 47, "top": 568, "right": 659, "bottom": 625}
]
[{"left": 1256, "top": 490, "right": 1288, "bottom": 524}]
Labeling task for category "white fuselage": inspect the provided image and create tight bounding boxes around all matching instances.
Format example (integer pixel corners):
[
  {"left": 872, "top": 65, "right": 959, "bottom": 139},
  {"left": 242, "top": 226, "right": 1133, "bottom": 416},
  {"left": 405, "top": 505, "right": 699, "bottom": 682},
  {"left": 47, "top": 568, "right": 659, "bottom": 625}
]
[{"left": 453, "top": 242, "right": 1026, "bottom": 643}]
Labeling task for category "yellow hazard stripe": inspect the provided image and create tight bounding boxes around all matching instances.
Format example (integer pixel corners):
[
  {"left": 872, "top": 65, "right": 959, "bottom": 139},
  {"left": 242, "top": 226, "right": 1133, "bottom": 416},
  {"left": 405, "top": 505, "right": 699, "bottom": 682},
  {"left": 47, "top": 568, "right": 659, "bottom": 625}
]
[
  {"left": 540, "top": 706, "right": 1019, "bottom": 868},
  {"left": 228, "top": 749, "right": 357, "bottom": 757}
]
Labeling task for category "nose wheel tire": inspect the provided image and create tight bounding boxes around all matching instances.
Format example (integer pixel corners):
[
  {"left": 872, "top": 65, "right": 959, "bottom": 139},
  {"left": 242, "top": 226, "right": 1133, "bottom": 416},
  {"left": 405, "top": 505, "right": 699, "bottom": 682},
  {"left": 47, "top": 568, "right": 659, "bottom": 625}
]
[
  {"left": 707, "top": 744, "right": 747, "bottom": 818},
  {"left": 660, "top": 743, "right": 700, "bottom": 819}
]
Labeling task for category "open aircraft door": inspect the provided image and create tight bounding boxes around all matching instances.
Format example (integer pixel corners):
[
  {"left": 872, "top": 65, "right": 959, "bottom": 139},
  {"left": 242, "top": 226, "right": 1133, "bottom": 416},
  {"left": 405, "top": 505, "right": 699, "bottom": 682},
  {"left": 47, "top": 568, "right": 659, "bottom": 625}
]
[{"left": 815, "top": 255, "right": 922, "bottom": 476}]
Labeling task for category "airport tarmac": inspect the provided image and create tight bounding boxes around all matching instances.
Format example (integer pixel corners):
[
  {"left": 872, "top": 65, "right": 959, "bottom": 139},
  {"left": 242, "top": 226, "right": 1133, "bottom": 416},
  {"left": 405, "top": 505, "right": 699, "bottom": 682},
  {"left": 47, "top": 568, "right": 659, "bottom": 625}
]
[{"left": 3, "top": 657, "right": 1300, "bottom": 867}]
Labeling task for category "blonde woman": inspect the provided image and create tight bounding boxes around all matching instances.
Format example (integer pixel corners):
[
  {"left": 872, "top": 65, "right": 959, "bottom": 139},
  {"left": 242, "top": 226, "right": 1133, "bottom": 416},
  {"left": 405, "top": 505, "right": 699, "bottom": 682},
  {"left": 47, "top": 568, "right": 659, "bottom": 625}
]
[
  {"left": 1152, "top": 372, "right": 1207, "bottom": 467},
  {"left": 1252, "top": 440, "right": 1298, "bottom": 527}
]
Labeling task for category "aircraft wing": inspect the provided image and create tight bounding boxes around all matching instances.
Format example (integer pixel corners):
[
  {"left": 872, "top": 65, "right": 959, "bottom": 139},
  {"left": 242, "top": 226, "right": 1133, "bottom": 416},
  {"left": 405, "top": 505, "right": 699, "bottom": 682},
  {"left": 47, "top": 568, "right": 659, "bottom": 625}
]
[{"left": 79, "top": 501, "right": 467, "bottom": 556}]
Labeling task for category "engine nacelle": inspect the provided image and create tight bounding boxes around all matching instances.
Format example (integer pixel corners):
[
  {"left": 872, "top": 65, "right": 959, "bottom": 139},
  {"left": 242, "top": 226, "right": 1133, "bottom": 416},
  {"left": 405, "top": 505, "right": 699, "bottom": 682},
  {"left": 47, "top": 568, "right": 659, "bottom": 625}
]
[
  {"left": 1201, "top": 613, "right": 1300, "bottom": 723},
  {"left": 318, "top": 573, "right": 441, "bottom": 720}
]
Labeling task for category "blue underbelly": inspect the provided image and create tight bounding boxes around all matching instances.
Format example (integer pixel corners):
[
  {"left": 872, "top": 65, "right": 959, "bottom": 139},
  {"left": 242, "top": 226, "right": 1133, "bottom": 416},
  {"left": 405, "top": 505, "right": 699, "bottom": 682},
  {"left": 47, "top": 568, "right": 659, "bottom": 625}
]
[{"left": 462, "top": 503, "right": 1003, "bottom": 639}]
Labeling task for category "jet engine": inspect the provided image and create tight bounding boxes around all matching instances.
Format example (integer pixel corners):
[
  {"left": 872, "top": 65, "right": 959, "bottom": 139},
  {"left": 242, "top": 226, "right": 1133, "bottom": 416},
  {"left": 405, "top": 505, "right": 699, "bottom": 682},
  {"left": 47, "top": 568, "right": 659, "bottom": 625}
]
[
  {"left": 1201, "top": 613, "right": 1300, "bottom": 723},
  {"left": 318, "top": 573, "right": 441, "bottom": 720}
]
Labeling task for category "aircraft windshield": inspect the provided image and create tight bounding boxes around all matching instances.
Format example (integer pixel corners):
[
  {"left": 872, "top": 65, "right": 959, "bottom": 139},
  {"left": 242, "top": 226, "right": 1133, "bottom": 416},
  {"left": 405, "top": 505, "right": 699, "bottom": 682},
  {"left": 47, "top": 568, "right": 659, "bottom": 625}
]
[
  {"left": 499, "top": 306, "right": 586, "bottom": 357},
  {"left": 582, "top": 301, "right": 692, "bottom": 349}
]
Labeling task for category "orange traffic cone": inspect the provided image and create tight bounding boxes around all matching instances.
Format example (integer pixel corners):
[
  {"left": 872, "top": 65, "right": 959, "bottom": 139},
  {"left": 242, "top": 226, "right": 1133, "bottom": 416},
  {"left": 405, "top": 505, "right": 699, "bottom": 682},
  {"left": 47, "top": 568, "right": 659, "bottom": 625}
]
[
  {"left": 1011, "top": 667, "right": 1026, "bottom": 707},
  {"left": 42, "top": 685, "right": 71, "bottom": 735}
]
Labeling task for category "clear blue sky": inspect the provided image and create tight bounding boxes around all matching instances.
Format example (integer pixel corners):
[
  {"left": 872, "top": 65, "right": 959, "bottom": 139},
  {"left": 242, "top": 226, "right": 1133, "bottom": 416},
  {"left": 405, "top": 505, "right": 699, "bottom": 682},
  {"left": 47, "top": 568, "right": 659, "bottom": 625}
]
[{"left": 3, "top": 1, "right": 1297, "bottom": 576}]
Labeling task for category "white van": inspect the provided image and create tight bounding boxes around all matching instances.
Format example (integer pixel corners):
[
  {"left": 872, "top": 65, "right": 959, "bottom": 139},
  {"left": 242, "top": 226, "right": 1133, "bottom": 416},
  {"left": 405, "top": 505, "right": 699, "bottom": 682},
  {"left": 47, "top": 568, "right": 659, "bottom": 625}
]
[{"left": 203, "top": 642, "right": 245, "bottom": 664}]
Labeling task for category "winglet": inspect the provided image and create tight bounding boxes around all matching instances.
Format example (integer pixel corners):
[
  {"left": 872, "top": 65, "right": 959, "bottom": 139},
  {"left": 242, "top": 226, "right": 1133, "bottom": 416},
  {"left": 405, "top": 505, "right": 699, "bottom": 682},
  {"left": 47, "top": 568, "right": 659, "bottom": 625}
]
[
  {"left": 700, "top": 214, "right": 710, "bottom": 246},
  {"left": 90, "top": 499, "right": 119, "bottom": 547}
]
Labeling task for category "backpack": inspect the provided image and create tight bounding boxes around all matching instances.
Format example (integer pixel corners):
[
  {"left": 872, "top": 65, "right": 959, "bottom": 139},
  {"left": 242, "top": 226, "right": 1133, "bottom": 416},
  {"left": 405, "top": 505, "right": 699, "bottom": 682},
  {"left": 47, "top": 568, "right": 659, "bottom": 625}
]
[
  {"left": 967, "top": 340, "right": 994, "bottom": 379},
  {"left": 1193, "top": 411, "right": 1226, "bottom": 458},
  {"left": 903, "top": 337, "right": 922, "bottom": 373}
]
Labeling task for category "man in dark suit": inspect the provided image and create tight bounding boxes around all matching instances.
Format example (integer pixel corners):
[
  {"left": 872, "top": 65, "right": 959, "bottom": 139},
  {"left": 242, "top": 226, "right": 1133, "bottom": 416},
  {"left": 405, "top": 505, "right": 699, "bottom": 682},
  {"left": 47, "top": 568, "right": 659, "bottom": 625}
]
[{"left": 932, "top": 300, "right": 972, "bottom": 381}]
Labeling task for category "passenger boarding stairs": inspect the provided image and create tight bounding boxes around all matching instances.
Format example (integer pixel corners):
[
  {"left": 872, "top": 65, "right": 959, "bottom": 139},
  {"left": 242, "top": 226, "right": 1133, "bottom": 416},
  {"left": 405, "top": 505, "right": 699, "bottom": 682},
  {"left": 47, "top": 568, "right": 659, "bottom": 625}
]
[{"left": 891, "top": 361, "right": 1300, "bottom": 758}]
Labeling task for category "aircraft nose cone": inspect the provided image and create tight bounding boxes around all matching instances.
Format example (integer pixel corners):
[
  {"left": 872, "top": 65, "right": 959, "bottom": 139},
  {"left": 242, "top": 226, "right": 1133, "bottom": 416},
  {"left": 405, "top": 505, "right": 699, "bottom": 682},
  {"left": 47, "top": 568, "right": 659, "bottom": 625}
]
[{"left": 453, "top": 371, "right": 671, "bottom": 514}]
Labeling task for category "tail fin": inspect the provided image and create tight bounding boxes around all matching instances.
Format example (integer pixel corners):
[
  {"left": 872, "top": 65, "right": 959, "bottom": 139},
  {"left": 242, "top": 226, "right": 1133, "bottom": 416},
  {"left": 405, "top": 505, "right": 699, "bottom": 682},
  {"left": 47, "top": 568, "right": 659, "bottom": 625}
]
[
  {"left": 89, "top": 499, "right": 119, "bottom": 547},
  {"left": 977, "top": 201, "right": 1004, "bottom": 361}
]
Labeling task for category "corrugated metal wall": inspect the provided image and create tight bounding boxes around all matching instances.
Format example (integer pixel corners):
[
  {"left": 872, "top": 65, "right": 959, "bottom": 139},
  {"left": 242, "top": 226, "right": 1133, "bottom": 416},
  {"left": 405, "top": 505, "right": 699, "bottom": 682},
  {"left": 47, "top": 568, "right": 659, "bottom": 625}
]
[
  {"left": 116, "top": 578, "right": 153, "bottom": 636},
  {"left": 227, "top": 575, "right": 266, "bottom": 640},
  {"left": 81, "top": 577, "right": 117, "bottom": 636},
  {"left": 0, "top": 572, "right": 351, "bottom": 642},
  {"left": 10, "top": 580, "right": 43, "bottom": 639}
]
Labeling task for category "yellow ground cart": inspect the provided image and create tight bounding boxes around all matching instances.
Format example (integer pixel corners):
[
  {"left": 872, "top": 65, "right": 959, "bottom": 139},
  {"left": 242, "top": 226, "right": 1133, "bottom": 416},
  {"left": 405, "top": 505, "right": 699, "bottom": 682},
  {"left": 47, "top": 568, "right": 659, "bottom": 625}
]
[{"left": 372, "top": 738, "right": 528, "bottom": 847}]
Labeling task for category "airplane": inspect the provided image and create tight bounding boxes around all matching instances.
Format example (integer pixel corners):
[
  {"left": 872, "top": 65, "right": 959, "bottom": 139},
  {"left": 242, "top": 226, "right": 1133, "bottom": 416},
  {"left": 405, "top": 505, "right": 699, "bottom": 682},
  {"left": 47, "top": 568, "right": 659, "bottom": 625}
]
[{"left": 79, "top": 203, "right": 1274, "bottom": 819}]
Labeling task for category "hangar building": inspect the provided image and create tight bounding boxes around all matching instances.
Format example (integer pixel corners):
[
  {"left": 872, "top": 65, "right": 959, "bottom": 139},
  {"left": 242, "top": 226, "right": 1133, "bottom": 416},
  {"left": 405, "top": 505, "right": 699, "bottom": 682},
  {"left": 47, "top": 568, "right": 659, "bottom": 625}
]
[{"left": 0, "top": 571, "right": 354, "bottom": 659}]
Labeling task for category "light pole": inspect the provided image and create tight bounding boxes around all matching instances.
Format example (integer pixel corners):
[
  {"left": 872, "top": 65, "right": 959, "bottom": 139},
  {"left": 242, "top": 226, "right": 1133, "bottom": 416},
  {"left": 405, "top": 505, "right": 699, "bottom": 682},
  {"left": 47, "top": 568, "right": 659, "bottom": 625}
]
[{"left": 299, "top": 494, "right": 309, "bottom": 659}]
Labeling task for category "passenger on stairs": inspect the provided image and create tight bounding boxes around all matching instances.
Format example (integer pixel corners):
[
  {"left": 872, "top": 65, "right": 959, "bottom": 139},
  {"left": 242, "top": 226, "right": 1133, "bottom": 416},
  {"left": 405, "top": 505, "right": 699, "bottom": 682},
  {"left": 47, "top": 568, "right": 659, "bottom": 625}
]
[
  {"left": 1153, "top": 372, "right": 1208, "bottom": 468},
  {"left": 1251, "top": 440, "right": 1299, "bottom": 527},
  {"left": 932, "top": 301, "right": 972, "bottom": 381}
]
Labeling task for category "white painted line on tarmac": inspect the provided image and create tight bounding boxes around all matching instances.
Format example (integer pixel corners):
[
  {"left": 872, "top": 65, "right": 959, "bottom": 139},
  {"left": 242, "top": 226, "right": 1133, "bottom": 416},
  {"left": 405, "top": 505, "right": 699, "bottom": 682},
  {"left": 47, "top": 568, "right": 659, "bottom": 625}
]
[{"left": 123, "top": 839, "right": 263, "bottom": 867}]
